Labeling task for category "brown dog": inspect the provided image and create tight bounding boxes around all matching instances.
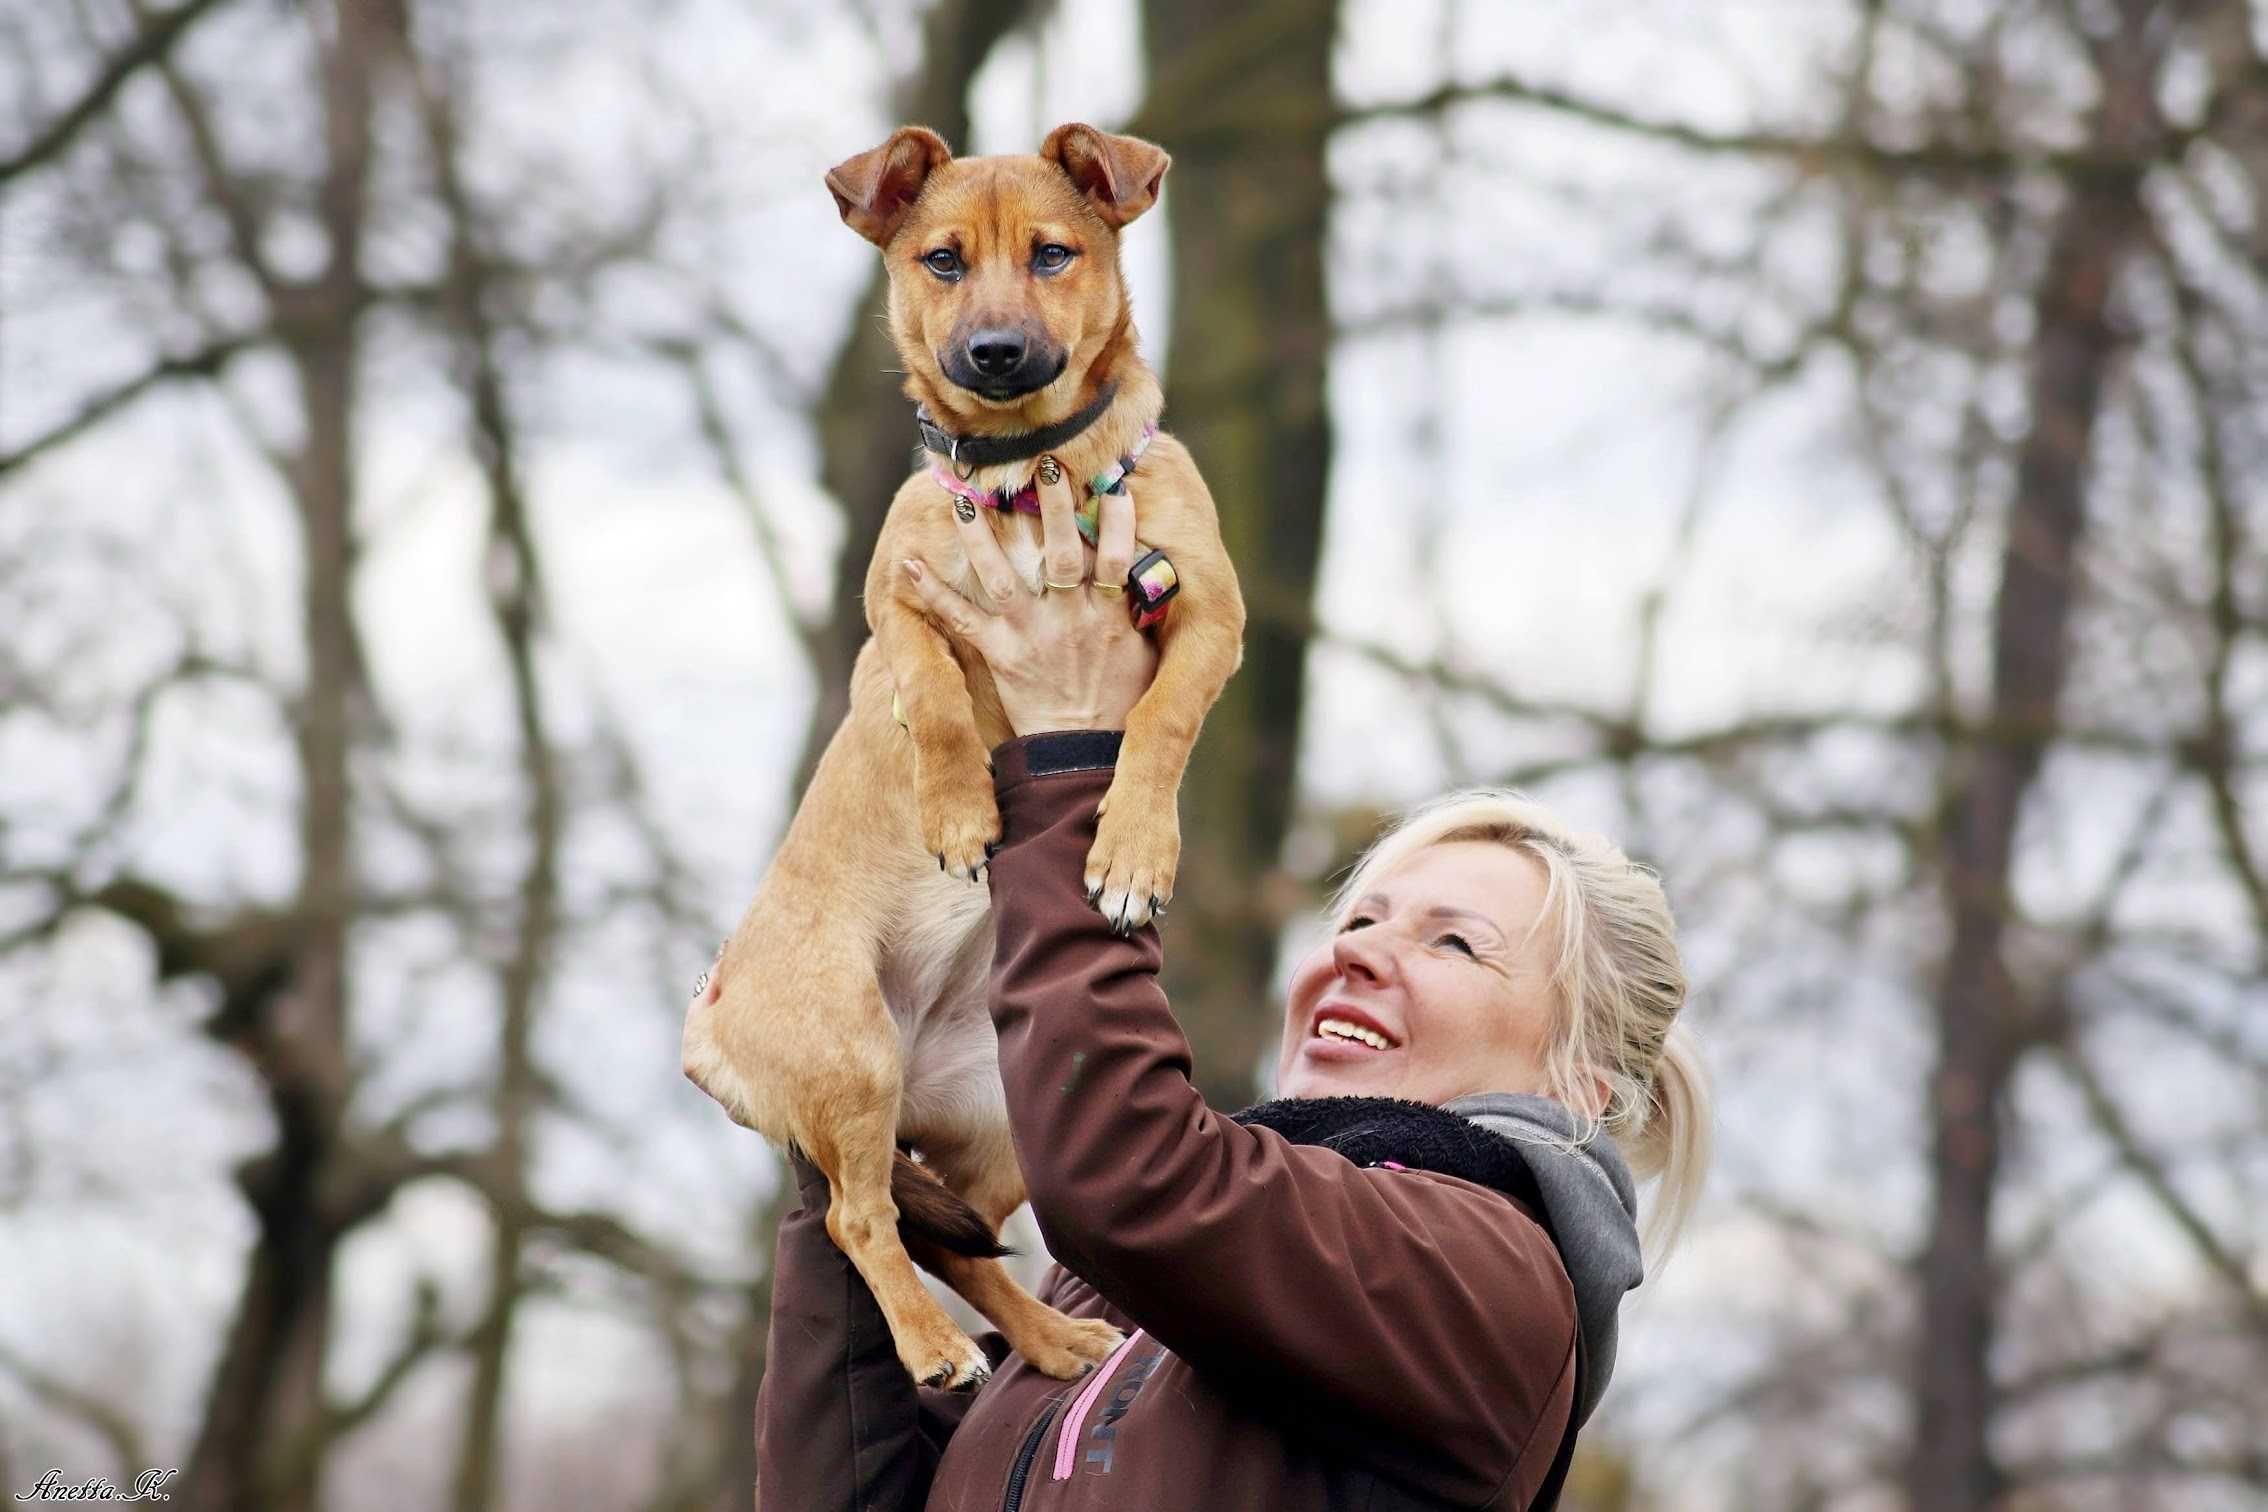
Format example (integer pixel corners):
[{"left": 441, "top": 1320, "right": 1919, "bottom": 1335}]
[{"left": 682, "top": 123, "right": 1244, "bottom": 1389}]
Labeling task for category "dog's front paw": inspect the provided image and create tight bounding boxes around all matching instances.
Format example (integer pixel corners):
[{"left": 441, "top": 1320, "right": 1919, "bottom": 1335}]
[
  {"left": 1085, "top": 781, "right": 1179, "bottom": 932},
  {"left": 917, "top": 756, "right": 1001, "bottom": 882},
  {"left": 1018, "top": 1313, "right": 1126, "bottom": 1381}
]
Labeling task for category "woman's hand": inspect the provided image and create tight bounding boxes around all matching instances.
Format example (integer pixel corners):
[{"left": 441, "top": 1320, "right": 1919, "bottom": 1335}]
[{"left": 903, "top": 459, "right": 1159, "bottom": 737}]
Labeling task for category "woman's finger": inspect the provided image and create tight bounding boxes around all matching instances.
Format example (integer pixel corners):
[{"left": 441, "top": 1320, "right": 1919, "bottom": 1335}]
[
  {"left": 945, "top": 486, "right": 1023, "bottom": 607},
  {"left": 1034, "top": 455, "right": 1087, "bottom": 589},
  {"left": 902, "top": 558, "right": 996, "bottom": 648},
  {"left": 1092, "top": 480, "right": 1136, "bottom": 594}
]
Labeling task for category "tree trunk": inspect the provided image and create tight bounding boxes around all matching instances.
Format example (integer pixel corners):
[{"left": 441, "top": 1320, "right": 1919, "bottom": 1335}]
[
  {"left": 1140, "top": 0, "right": 1336, "bottom": 1109},
  {"left": 179, "top": 5, "right": 381, "bottom": 1504},
  {"left": 177, "top": 1092, "right": 338, "bottom": 1512},
  {"left": 1905, "top": 163, "right": 2145, "bottom": 1512}
]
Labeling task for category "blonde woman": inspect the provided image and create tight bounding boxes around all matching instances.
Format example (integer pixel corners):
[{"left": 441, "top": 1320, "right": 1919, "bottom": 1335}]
[{"left": 754, "top": 466, "right": 1711, "bottom": 1511}]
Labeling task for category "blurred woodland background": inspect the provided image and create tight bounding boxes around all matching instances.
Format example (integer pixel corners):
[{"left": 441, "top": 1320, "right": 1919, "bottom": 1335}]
[{"left": 2, "top": 0, "right": 2264, "bottom": 1508}]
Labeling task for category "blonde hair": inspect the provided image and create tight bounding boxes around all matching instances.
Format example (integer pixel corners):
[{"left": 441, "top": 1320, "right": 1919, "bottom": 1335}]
[{"left": 1331, "top": 789, "right": 1713, "bottom": 1261}]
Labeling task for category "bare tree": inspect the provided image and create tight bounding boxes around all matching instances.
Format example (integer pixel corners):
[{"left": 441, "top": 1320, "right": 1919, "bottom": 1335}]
[
  {"left": 1, "top": 0, "right": 817, "bottom": 1505},
  {"left": 1322, "top": 1, "right": 2268, "bottom": 1505}
]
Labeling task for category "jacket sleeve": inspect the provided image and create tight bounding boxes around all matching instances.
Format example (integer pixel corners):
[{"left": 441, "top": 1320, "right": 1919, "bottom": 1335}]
[
  {"left": 984, "top": 734, "right": 1581, "bottom": 1508},
  {"left": 754, "top": 1153, "right": 987, "bottom": 1511}
]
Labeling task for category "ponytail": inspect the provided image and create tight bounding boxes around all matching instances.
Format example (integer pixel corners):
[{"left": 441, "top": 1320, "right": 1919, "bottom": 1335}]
[{"left": 1630, "top": 1017, "right": 1711, "bottom": 1263}]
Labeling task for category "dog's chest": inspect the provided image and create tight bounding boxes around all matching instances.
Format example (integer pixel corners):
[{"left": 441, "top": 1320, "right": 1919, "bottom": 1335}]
[{"left": 878, "top": 869, "right": 995, "bottom": 1027}]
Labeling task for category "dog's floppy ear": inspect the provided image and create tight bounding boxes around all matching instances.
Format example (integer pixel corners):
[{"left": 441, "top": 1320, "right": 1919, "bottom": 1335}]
[
  {"left": 826, "top": 126, "right": 952, "bottom": 246},
  {"left": 1041, "top": 123, "right": 1170, "bottom": 228}
]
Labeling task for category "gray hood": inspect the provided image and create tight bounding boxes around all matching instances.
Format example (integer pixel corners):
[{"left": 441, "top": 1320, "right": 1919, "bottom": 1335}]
[{"left": 1445, "top": 1092, "right": 1643, "bottom": 1429}]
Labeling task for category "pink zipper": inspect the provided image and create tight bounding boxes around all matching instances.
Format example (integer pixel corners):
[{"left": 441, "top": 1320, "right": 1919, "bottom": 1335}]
[{"left": 1051, "top": 1328, "right": 1146, "bottom": 1481}]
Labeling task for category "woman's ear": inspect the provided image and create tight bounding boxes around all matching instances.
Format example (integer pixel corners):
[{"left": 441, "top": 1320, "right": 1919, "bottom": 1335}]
[
  {"left": 1040, "top": 122, "right": 1170, "bottom": 227},
  {"left": 825, "top": 126, "right": 952, "bottom": 246}
]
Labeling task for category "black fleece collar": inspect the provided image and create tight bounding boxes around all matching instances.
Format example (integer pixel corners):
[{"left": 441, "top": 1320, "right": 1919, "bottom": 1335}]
[{"left": 1230, "top": 1096, "right": 1545, "bottom": 1211}]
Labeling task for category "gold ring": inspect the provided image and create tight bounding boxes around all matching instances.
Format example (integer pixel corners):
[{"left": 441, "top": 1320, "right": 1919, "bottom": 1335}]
[
  {"left": 1036, "top": 455, "right": 1063, "bottom": 487},
  {"left": 1043, "top": 576, "right": 1084, "bottom": 592},
  {"left": 1091, "top": 581, "right": 1125, "bottom": 596}
]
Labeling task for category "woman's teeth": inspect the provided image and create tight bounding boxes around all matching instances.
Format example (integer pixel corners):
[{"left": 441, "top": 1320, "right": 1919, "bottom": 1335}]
[{"left": 1317, "top": 1017, "right": 1392, "bottom": 1050}]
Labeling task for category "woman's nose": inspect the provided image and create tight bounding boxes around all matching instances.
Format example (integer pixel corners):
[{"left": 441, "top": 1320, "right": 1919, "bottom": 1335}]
[{"left": 1331, "top": 928, "right": 1391, "bottom": 984}]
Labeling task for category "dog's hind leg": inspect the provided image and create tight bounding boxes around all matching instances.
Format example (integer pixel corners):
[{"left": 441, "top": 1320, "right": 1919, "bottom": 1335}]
[
  {"left": 795, "top": 982, "right": 993, "bottom": 1392},
  {"left": 912, "top": 1125, "right": 1124, "bottom": 1380}
]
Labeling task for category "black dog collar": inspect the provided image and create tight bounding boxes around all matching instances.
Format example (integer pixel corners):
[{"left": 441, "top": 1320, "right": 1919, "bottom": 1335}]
[{"left": 916, "top": 382, "right": 1119, "bottom": 474}]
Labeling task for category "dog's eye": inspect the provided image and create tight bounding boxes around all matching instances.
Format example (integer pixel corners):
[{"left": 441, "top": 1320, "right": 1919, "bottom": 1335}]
[
  {"left": 922, "top": 249, "right": 961, "bottom": 279},
  {"left": 1033, "top": 243, "right": 1075, "bottom": 273}
]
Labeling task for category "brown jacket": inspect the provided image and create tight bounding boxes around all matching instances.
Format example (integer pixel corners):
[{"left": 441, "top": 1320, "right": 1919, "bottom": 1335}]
[{"left": 755, "top": 735, "right": 1582, "bottom": 1510}]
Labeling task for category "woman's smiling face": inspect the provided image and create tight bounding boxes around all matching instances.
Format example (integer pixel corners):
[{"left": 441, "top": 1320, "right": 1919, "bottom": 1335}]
[{"left": 1276, "top": 841, "right": 1561, "bottom": 1106}]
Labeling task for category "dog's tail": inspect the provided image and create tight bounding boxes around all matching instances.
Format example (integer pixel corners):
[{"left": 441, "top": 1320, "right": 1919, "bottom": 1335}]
[{"left": 893, "top": 1150, "right": 1010, "bottom": 1259}]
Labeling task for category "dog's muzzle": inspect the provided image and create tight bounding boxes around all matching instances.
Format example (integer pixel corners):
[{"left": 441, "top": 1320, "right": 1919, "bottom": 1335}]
[{"left": 942, "top": 326, "right": 1066, "bottom": 400}]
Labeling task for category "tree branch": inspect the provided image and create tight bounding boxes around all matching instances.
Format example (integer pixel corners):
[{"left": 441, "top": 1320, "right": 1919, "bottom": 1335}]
[
  {"left": 1331, "top": 59, "right": 2265, "bottom": 183},
  {"left": 2056, "top": 1042, "right": 2268, "bottom": 1329},
  {"left": 661, "top": 337, "right": 825, "bottom": 675},
  {"left": 0, "top": 333, "right": 259, "bottom": 478},
  {"left": 1302, "top": 615, "right": 2234, "bottom": 777},
  {"left": 254, "top": 1280, "right": 459, "bottom": 1498},
  {"left": 153, "top": 48, "right": 276, "bottom": 292},
  {"left": 0, "top": 1334, "right": 148, "bottom": 1471},
  {"left": 0, "top": 0, "right": 230, "bottom": 183}
]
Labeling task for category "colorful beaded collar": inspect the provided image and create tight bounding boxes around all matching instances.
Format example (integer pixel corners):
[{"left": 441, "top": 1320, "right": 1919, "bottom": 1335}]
[
  {"left": 924, "top": 423, "right": 1177, "bottom": 633},
  {"left": 927, "top": 424, "right": 1159, "bottom": 546}
]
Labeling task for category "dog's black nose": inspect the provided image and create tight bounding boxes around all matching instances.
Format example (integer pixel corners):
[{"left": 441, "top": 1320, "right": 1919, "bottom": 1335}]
[{"left": 965, "top": 328, "right": 1028, "bottom": 378}]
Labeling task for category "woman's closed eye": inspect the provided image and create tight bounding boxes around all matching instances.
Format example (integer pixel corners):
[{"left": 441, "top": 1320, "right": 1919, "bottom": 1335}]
[{"left": 1343, "top": 914, "right": 1473, "bottom": 958}]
